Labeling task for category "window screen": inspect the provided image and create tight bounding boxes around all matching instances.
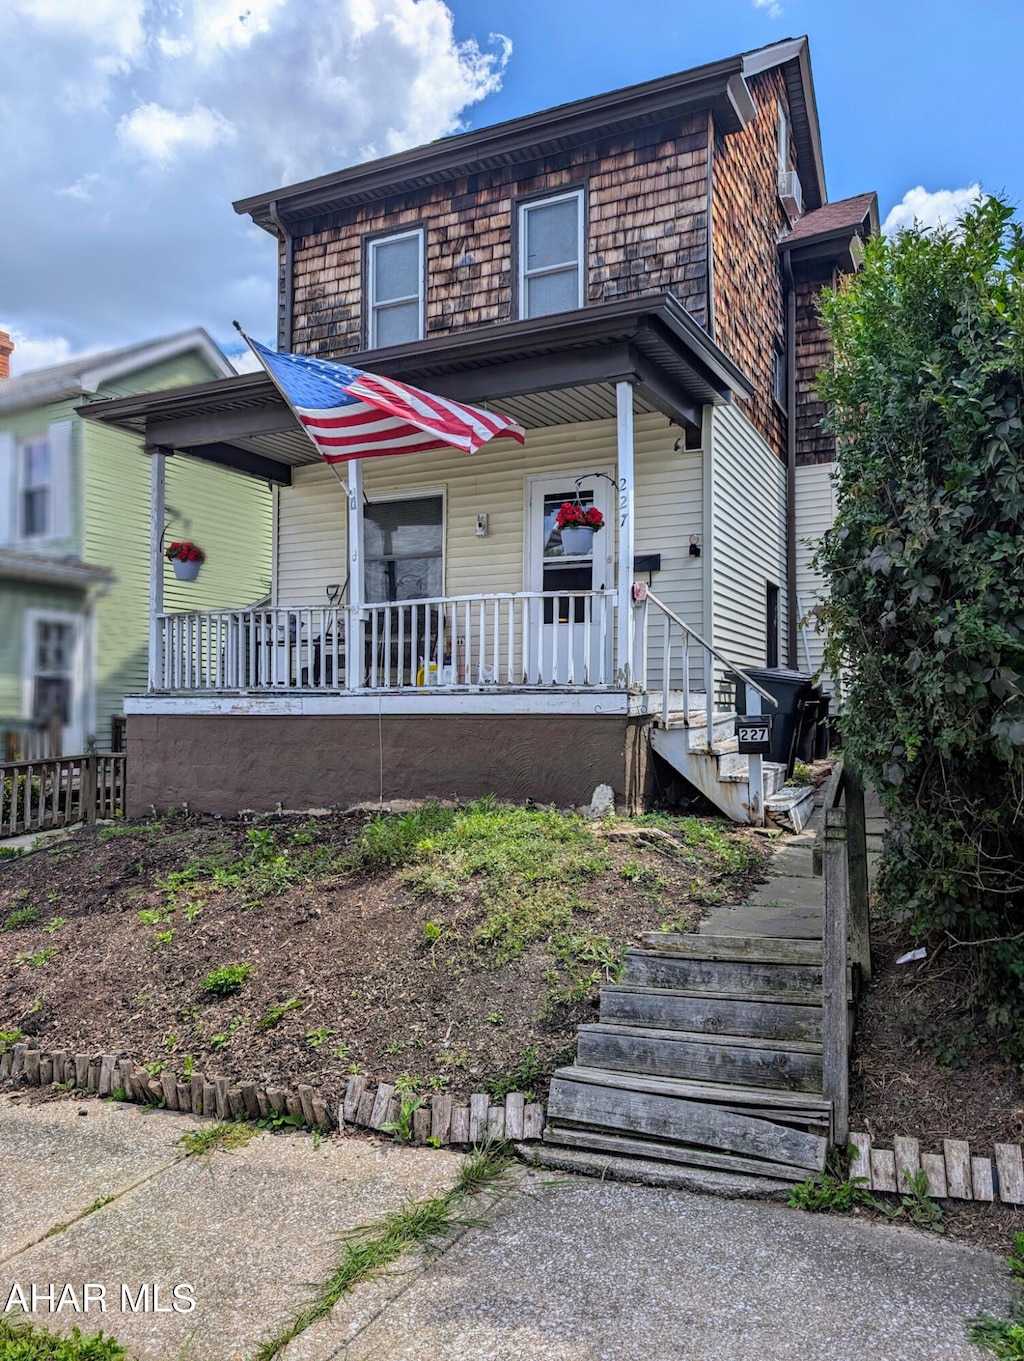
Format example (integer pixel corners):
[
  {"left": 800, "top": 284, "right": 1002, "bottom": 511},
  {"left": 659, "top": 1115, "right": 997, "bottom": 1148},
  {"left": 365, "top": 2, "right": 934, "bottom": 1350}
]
[
  {"left": 369, "top": 232, "right": 423, "bottom": 347},
  {"left": 520, "top": 193, "right": 582, "bottom": 319}
]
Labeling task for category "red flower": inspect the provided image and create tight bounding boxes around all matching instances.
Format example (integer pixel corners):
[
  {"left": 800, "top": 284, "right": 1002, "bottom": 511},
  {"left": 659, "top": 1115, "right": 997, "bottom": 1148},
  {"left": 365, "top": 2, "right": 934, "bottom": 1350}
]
[
  {"left": 555, "top": 501, "right": 604, "bottom": 532},
  {"left": 165, "top": 540, "right": 206, "bottom": 564}
]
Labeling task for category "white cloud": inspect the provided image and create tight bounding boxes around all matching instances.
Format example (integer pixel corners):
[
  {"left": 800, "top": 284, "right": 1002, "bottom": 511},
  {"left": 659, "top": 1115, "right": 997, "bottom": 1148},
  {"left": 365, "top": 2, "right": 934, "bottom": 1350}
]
[
  {"left": 227, "top": 346, "right": 264, "bottom": 374},
  {"left": 55, "top": 173, "right": 102, "bottom": 202},
  {"left": 118, "top": 102, "right": 237, "bottom": 166},
  {"left": 0, "top": 0, "right": 511, "bottom": 356},
  {"left": 0, "top": 328, "right": 78, "bottom": 377},
  {"left": 753, "top": 0, "right": 784, "bottom": 17},
  {"left": 882, "top": 183, "right": 985, "bottom": 236}
]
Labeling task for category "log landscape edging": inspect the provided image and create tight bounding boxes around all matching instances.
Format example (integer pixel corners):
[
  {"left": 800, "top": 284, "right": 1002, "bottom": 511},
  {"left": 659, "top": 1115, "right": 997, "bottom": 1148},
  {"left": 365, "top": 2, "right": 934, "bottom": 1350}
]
[
  {"left": 850, "top": 1130, "right": 1024, "bottom": 1205},
  {"left": 0, "top": 1042, "right": 546, "bottom": 1145}
]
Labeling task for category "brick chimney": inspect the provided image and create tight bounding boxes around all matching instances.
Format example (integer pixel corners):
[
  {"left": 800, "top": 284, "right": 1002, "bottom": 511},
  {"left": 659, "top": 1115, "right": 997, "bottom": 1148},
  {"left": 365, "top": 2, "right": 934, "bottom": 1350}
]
[{"left": 0, "top": 332, "right": 13, "bottom": 379}]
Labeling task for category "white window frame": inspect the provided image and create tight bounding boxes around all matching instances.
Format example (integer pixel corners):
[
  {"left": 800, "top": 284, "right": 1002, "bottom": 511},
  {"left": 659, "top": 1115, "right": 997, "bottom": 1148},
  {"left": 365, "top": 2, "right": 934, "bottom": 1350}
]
[
  {"left": 367, "top": 229, "right": 425, "bottom": 349},
  {"left": 777, "top": 102, "right": 791, "bottom": 183},
  {"left": 362, "top": 486, "right": 446, "bottom": 604},
  {"left": 21, "top": 608, "right": 86, "bottom": 750},
  {"left": 518, "top": 190, "right": 585, "bottom": 320},
  {"left": 18, "top": 432, "right": 52, "bottom": 541}
]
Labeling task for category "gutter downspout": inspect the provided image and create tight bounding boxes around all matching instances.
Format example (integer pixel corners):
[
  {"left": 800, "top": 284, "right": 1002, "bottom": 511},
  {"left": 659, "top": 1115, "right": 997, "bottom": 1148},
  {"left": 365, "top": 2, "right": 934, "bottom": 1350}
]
[
  {"left": 782, "top": 248, "right": 798, "bottom": 669},
  {"left": 267, "top": 199, "right": 294, "bottom": 352}
]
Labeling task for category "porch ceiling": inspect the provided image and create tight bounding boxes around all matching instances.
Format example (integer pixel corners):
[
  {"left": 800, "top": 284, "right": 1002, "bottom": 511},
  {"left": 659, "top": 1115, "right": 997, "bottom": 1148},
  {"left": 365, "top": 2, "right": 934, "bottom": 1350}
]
[{"left": 78, "top": 294, "right": 752, "bottom": 481}]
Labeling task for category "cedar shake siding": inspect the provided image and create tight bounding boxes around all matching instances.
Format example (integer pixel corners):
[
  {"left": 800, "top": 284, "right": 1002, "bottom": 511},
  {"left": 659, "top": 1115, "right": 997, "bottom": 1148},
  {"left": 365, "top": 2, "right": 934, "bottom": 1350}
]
[
  {"left": 795, "top": 269, "right": 838, "bottom": 467},
  {"left": 289, "top": 115, "right": 710, "bottom": 358},
  {"left": 710, "top": 66, "right": 792, "bottom": 456}
]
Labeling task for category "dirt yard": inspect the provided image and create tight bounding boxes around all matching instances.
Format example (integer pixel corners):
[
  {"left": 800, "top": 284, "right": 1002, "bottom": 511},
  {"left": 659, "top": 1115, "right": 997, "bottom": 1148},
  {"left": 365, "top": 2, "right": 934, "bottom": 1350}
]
[{"left": 0, "top": 803, "right": 769, "bottom": 1115}]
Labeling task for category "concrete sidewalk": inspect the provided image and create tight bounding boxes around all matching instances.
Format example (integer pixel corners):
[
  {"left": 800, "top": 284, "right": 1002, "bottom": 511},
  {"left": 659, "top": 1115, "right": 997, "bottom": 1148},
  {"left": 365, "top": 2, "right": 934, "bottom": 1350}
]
[{"left": 0, "top": 1094, "right": 1012, "bottom": 1361}]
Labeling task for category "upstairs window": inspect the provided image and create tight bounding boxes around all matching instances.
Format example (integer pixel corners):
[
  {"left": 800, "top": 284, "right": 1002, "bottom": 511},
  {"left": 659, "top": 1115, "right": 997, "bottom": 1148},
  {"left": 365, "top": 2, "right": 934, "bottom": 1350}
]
[
  {"left": 518, "top": 191, "right": 584, "bottom": 319},
  {"left": 777, "top": 102, "right": 791, "bottom": 181},
  {"left": 20, "top": 436, "right": 51, "bottom": 539},
  {"left": 368, "top": 229, "right": 424, "bottom": 348}
]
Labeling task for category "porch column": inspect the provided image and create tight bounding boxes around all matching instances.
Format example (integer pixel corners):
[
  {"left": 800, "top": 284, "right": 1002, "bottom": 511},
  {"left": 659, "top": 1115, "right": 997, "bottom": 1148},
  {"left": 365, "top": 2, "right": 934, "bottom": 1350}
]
[
  {"left": 148, "top": 449, "right": 166, "bottom": 691},
  {"left": 615, "top": 380, "right": 635, "bottom": 686},
  {"left": 345, "top": 457, "right": 364, "bottom": 690}
]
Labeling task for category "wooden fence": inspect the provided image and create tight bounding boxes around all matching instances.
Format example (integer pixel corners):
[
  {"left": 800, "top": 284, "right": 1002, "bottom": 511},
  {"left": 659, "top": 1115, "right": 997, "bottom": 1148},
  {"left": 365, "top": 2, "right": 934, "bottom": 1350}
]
[
  {"left": 821, "top": 757, "right": 871, "bottom": 1146},
  {"left": 2, "top": 716, "right": 62, "bottom": 763},
  {"left": 1, "top": 751, "right": 127, "bottom": 839}
]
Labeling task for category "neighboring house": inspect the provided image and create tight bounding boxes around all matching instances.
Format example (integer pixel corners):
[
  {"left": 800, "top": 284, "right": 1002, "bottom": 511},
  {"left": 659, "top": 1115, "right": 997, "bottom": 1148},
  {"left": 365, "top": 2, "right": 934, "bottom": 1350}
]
[
  {"left": 0, "top": 330, "right": 272, "bottom": 754},
  {"left": 81, "top": 37, "right": 876, "bottom": 822}
]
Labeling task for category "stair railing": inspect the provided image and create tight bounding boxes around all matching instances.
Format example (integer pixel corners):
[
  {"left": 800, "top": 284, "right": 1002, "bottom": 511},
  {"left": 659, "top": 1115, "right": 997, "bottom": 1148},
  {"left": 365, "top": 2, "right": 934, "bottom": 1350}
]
[
  {"left": 820, "top": 756, "right": 871, "bottom": 1144},
  {"left": 635, "top": 588, "right": 778, "bottom": 748}
]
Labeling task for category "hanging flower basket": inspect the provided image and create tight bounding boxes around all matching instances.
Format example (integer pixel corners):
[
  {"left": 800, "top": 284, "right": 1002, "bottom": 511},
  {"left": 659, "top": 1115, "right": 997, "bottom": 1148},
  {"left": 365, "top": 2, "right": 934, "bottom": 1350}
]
[
  {"left": 166, "top": 541, "right": 205, "bottom": 581},
  {"left": 555, "top": 501, "right": 603, "bottom": 555}
]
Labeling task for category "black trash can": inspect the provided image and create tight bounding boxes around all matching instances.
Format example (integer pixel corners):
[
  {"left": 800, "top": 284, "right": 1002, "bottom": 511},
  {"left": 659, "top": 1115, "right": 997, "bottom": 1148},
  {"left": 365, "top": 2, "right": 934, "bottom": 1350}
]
[{"left": 725, "top": 667, "right": 816, "bottom": 776}]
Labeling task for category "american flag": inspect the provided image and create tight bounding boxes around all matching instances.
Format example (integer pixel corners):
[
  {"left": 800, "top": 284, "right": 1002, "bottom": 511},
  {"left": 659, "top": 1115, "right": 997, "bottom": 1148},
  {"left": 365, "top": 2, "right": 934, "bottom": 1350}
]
[{"left": 245, "top": 336, "right": 525, "bottom": 463}]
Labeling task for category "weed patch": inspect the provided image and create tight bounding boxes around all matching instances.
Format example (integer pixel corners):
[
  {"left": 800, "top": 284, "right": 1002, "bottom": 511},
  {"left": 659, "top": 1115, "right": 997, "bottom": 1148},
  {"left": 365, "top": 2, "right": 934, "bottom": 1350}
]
[
  {"left": 253, "top": 1142, "right": 511, "bottom": 1361},
  {"left": 200, "top": 964, "right": 251, "bottom": 998},
  {"left": 966, "top": 1232, "right": 1024, "bottom": 1358},
  {"left": 176, "top": 1121, "right": 258, "bottom": 1156},
  {"left": 3, "top": 905, "right": 38, "bottom": 930},
  {"left": 0, "top": 1318, "right": 130, "bottom": 1361}
]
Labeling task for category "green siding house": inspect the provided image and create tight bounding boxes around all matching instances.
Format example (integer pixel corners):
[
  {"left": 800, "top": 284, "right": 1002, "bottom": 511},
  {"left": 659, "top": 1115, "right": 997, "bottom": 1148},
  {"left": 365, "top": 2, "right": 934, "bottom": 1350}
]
[{"left": 0, "top": 329, "right": 272, "bottom": 753}]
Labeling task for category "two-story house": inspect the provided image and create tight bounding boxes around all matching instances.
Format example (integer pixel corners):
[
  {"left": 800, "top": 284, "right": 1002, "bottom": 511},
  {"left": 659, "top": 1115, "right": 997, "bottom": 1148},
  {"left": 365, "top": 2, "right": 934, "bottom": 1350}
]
[
  {"left": 81, "top": 37, "right": 877, "bottom": 822},
  {"left": 0, "top": 330, "right": 272, "bottom": 755}
]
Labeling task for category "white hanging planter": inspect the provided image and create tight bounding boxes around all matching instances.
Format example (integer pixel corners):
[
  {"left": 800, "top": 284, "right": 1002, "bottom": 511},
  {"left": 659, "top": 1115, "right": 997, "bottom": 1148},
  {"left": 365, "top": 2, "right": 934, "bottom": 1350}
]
[
  {"left": 171, "top": 558, "right": 202, "bottom": 582},
  {"left": 560, "top": 525, "right": 597, "bottom": 555}
]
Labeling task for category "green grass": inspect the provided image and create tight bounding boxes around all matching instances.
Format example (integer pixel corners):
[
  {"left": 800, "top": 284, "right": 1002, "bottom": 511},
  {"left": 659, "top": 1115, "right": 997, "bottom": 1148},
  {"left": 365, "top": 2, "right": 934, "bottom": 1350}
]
[
  {"left": 0, "top": 1318, "right": 130, "bottom": 1361},
  {"left": 345, "top": 803, "right": 458, "bottom": 873},
  {"left": 252, "top": 1142, "right": 512, "bottom": 1361},
  {"left": 175, "top": 1121, "right": 259, "bottom": 1156},
  {"left": 402, "top": 803, "right": 611, "bottom": 964},
  {"left": 2, "top": 905, "right": 39, "bottom": 930},
  {"left": 200, "top": 963, "right": 252, "bottom": 997}
]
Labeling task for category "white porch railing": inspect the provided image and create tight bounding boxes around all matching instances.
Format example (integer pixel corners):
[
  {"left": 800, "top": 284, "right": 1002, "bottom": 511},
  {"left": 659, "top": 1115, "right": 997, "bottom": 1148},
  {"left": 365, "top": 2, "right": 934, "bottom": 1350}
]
[
  {"left": 632, "top": 587, "right": 779, "bottom": 740},
  {"left": 156, "top": 591, "right": 618, "bottom": 693}
]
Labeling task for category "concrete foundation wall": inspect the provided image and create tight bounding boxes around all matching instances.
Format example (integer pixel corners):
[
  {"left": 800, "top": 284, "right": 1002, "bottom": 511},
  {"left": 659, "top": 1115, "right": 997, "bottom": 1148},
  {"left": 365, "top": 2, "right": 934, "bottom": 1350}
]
[{"left": 127, "top": 713, "right": 652, "bottom": 816}]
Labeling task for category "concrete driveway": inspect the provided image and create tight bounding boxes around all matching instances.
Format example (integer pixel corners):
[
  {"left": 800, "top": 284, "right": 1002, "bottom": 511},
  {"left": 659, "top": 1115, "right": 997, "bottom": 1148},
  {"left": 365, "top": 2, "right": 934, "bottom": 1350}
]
[{"left": 0, "top": 1095, "right": 1011, "bottom": 1361}]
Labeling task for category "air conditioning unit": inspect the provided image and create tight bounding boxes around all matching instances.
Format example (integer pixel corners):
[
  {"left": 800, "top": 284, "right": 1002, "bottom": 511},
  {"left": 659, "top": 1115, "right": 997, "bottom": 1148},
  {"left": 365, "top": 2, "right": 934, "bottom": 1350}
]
[{"left": 778, "top": 167, "right": 803, "bottom": 220}]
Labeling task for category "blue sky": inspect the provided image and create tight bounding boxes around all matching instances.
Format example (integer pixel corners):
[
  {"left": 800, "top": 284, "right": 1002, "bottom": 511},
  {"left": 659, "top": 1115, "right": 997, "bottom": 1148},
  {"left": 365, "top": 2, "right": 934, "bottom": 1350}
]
[{"left": 0, "top": 0, "right": 1017, "bottom": 373}]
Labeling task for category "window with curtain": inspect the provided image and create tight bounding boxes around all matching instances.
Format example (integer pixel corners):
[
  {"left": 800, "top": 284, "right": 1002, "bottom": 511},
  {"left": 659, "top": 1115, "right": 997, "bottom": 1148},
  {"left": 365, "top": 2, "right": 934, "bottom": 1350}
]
[
  {"left": 368, "top": 230, "right": 424, "bottom": 348},
  {"left": 363, "top": 495, "right": 443, "bottom": 603},
  {"left": 519, "top": 191, "right": 584, "bottom": 319}
]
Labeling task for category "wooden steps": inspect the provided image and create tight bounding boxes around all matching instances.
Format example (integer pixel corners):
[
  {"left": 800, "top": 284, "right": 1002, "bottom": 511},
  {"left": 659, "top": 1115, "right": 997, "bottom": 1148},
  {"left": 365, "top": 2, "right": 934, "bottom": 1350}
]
[{"left": 544, "top": 932, "right": 833, "bottom": 1180}]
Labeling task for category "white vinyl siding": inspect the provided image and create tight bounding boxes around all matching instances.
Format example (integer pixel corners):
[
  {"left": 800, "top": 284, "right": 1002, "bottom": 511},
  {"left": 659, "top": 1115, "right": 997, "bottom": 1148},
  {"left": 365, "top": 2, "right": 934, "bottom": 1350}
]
[
  {"left": 794, "top": 460, "right": 837, "bottom": 687},
  {"left": 275, "top": 411, "right": 705, "bottom": 689},
  {"left": 709, "top": 405, "right": 788, "bottom": 678}
]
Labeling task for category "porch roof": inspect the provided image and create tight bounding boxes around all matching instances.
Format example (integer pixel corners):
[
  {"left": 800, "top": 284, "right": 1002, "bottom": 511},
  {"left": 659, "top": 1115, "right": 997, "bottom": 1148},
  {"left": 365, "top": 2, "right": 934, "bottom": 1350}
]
[{"left": 77, "top": 294, "right": 753, "bottom": 485}]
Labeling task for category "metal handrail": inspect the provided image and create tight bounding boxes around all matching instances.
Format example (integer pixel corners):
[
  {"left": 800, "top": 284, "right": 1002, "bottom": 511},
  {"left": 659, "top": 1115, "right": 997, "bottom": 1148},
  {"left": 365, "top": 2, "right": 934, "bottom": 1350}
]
[{"left": 642, "top": 589, "right": 779, "bottom": 709}]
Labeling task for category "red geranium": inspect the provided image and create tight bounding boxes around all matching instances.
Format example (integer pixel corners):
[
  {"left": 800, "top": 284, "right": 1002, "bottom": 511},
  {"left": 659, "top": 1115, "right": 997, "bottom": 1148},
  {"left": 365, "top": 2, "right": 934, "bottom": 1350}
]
[
  {"left": 165, "top": 540, "right": 206, "bottom": 564},
  {"left": 555, "top": 502, "right": 604, "bottom": 532}
]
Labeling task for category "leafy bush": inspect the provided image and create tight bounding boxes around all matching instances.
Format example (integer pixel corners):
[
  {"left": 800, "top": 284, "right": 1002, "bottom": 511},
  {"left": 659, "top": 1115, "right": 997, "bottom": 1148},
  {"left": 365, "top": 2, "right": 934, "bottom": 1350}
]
[
  {"left": 816, "top": 197, "right": 1024, "bottom": 1053},
  {"left": 200, "top": 963, "right": 252, "bottom": 997}
]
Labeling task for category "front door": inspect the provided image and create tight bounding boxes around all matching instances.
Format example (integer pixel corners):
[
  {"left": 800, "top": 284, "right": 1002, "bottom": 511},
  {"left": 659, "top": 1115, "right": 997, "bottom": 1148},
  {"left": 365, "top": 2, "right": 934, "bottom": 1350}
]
[
  {"left": 526, "top": 472, "right": 614, "bottom": 684},
  {"left": 24, "top": 611, "right": 84, "bottom": 754}
]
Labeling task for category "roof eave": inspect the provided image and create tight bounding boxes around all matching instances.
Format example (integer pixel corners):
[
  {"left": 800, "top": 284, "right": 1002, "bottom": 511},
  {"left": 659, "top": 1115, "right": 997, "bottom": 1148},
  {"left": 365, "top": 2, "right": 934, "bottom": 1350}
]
[{"left": 234, "top": 55, "right": 752, "bottom": 231}]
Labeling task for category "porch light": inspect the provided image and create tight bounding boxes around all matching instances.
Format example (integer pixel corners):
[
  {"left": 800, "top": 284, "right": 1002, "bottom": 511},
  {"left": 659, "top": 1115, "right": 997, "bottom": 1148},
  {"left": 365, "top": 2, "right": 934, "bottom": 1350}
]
[{"left": 689, "top": 536, "right": 701, "bottom": 558}]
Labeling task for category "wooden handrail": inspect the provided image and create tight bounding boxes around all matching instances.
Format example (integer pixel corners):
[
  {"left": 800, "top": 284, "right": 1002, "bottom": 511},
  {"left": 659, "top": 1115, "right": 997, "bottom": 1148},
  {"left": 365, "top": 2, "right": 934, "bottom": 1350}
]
[{"left": 821, "top": 755, "right": 872, "bottom": 1145}]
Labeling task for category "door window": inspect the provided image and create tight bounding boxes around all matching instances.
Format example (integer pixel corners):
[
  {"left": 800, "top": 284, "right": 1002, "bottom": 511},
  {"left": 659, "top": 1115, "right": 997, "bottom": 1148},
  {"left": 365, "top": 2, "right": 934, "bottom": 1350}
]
[{"left": 541, "top": 489, "right": 596, "bottom": 622}]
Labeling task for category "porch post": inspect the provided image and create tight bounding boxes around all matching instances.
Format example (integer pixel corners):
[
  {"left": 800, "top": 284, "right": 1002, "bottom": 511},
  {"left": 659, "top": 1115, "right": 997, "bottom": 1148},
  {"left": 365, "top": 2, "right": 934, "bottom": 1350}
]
[
  {"left": 615, "top": 380, "right": 635, "bottom": 686},
  {"left": 148, "top": 449, "right": 166, "bottom": 691},
  {"left": 345, "top": 457, "right": 364, "bottom": 690}
]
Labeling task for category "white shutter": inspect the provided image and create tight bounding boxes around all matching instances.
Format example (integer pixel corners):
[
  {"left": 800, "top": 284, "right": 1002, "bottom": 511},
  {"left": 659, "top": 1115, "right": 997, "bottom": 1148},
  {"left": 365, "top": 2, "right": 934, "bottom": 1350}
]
[
  {"left": 0, "top": 431, "right": 14, "bottom": 546},
  {"left": 48, "top": 420, "right": 73, "bottom": 542}
]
